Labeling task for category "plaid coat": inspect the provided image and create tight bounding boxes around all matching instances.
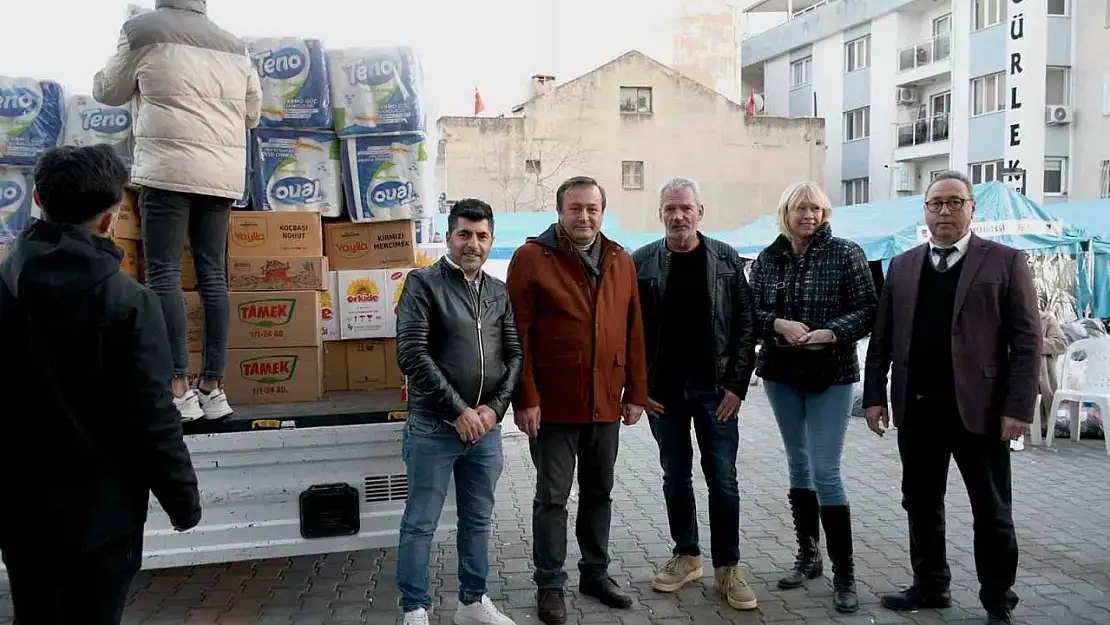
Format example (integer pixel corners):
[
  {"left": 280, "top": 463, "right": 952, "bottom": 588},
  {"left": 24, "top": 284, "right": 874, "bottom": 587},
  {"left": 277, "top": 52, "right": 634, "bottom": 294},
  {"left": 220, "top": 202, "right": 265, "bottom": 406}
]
[{"left": 749, "top": 223, "right": 877, "bottom": 385}]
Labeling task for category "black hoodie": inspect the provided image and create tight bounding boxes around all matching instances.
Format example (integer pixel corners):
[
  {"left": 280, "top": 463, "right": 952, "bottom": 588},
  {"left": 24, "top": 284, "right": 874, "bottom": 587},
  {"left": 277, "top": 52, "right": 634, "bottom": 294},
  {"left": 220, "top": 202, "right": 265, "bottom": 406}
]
[{"left": 0, "top": 219, "right": 201, "bottom": 557}]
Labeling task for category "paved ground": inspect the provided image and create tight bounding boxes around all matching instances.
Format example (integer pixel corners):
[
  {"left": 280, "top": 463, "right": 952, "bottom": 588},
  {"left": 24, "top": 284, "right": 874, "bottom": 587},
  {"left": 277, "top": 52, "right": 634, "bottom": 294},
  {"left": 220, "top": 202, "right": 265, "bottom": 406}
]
[{"left": 2, "top": 392, "right": 1108, "bottom": 625}]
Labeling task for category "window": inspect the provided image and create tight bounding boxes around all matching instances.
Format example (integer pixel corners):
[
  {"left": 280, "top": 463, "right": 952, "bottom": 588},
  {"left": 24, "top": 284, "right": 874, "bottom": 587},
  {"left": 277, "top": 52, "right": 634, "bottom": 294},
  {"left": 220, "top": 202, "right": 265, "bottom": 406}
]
[
  {"left": 969, "top": 160, "right": 1005, "bottom": 183},
  {"left": 620, "top": 87, "right": 652, "bottom": 114},
  {"left": 843, "top": 178, "right": 869, "bottom": 205},
  {"left": 845, "top": 36, "right": 870, "bottom": 72},
  {"left": 525, "top": 159, "right": 541, "bottom": 174},
  {"left": 973, "top": 0, "right": 1003, "bottom": 30},
  {"left": 971, "top": 73, "right": 1006, "bottom": 115},
  {"left": 933, "top": 14, "right": 952, "bottom": 36},
  {"left": 791, "top": 57, "right": 812, "bottom": 88},
  {"left": 843, "top": 107, "right": 870, "bottom": 141},
  {"left": 1044, "top": 158, "right": 1067, "bottom": 195},
  {"left": 621, "top": 161, "right": 644, "bottom": 190},
  {"left": 1047, "top": 0, "right": 1068, "bottom": 16},
  {"left": 1100, "top": 160, "right": 1110, "bottom": 199},
  {"left": 1046, "top": 67, "right": 1071, "bottom": 106}
]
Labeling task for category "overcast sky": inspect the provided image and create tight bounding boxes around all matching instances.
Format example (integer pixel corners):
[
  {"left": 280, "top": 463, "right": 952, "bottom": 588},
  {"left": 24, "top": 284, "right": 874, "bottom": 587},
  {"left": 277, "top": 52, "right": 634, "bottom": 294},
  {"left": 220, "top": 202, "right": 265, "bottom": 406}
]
[{"left": 3, "top": 1, "right": 782, "bottom": 118}]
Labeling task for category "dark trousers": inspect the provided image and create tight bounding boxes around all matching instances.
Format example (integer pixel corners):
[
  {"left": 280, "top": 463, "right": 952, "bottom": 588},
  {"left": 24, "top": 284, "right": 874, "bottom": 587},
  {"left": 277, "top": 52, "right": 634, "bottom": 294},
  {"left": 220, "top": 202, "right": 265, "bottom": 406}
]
[
  {"left": 529, "top": 422, "right": 620, "bottom": 589},
  {"left": 898, "top": 396, "right": 1020, "bottom": 614},
  {"left": 648, "top": 387, "right": 740, "bottom": 568},
  {"left": 2, "top": 530, "right": 143, "bottom": 625},
  {"left": 139, "top": 187, "right": 232, "bottom": 380}
]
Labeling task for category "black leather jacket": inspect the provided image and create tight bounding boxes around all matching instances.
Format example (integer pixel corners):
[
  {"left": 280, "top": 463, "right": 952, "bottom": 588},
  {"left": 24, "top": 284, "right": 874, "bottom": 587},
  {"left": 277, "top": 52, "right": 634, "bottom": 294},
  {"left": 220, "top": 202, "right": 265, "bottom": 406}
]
[
  {"left": 632, "top": 234, "right": 756, "bottom": 398},
  {"left": 396, "top": 258, "right": 523, "bottom": 422}
]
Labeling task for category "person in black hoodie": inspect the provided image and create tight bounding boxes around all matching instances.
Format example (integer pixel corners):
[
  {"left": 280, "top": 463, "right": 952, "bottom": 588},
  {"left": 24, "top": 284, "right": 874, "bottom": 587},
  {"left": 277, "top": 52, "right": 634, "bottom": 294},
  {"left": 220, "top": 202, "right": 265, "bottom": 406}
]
[{"left": 0, "top": 145, "right": 201, "bottom": 625}]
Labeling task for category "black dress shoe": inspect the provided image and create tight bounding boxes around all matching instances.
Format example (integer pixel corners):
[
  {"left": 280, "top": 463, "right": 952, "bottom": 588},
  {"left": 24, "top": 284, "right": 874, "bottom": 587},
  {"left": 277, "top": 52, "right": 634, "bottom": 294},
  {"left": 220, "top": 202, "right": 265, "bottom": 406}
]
[
  {"left": 537, "top": 588, "right": 567, "bottom": 624},
  {"left": 579, "top": 577, "right": 633, "bottom": 609},
  {"left": 880, "top": 586, "right": 952, "bottom": 611},
  {"left": 985, "top": 610, "right": 1013, "bottom": 624}
]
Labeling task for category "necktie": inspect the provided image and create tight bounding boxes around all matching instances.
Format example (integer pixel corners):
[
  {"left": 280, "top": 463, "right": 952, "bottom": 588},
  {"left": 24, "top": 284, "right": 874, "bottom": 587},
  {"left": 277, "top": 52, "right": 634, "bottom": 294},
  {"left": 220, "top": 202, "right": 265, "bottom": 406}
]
[{"left": 934, "top": 247, "right": 955, "bottom": 272}]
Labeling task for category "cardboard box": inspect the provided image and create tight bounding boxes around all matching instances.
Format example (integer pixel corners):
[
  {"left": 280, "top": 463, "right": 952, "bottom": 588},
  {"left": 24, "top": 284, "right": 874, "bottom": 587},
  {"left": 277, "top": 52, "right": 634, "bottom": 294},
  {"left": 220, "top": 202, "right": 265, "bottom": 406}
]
[
  {"left": 320, "top": 271, "right": 341, "bottom": 342},
  {"left": 384, "top": 268, "right": 413, "bottom": 338},
  {"left": 382, "top": 338, "right": 403, "bottom": 389},
  {"left": 182, "top": 247, "right": 197, "bottom": 290},
  {"left": 187, "top": 352, "right": 202, "bottom": 385},
  {"left": 322, "top": 342, "right": 348, "bottom": 392},
  {"left": 227, "top": 256, "right": 328, "bottom": 292},
  {"left": 228, "top": 211, "right": 323, "bottom": 257},
  {"left": 224, "top": 346, "right": 323, "bottom": 405},
  {"left": 415, "top": 244, "right": 446, "bottom": 268},
  {"left": 228, "top": 291, "right": 322, "bottom": 349},
  {"left": 324, "top": 220, "right": 416, "bottom": 270},
  {"left": 183, "top": 291, "right": 203, "bottom": 352},
  {"left": 115, "top": 238, "right": 143, "bottom": 280},
  {"left": 113, "top": 188, "right": 142, "bottom": 240},
  {"left": 346, "top": 339, "right": 388, "bottom": 390},
  {"left": 337, "top": 270, "right": 388, "bottom": 339}
]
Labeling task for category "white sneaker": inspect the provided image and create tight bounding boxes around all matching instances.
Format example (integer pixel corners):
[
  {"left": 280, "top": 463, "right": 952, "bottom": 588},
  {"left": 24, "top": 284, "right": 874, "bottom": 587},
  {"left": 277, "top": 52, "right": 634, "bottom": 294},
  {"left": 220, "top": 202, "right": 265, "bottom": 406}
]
[
  {"left": 1009, "top": 436, "right": 1025, "bottom": 452},
  {"left": 454, "top": 595, "right": 516, "bottom": 625},
  {"left": 174, "top": 390, "right": 205, "bottom": 422},
  {"left": 196, "top": 386, "right": 234, "bottom": 420},
  {"left": 404, "top": 607, "right": 430, "bottom": 625}
]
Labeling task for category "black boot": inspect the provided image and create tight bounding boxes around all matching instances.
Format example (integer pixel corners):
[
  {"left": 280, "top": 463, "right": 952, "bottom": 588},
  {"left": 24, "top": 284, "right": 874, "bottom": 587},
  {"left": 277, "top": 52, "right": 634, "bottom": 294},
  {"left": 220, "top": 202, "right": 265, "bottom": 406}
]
[
  {"left": 778, "top": 489, "right": 823, "bottom": 589},
  {"left": 820, "top": 505, "right": 860, "bottom": 614}
]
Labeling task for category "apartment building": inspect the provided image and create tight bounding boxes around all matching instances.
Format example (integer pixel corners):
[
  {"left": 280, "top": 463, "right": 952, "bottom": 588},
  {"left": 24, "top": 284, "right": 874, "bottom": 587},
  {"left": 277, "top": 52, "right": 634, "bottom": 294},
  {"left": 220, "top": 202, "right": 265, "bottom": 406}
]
[{"left": 741, "top": 0, "right": 1106, "bottom": 206}]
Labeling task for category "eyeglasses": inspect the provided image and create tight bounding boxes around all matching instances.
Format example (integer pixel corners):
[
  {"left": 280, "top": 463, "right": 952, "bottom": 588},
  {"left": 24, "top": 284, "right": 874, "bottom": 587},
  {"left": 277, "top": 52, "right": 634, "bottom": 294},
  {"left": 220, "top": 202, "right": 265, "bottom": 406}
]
[{"left": 925, "top": 198, "right": 970, "bottom": 212}]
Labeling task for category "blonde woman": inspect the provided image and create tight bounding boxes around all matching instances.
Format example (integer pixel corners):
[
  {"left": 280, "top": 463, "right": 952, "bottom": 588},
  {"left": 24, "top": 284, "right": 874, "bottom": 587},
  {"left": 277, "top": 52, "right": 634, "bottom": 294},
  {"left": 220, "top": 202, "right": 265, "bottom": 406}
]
[{"left": 748, "top": 182, "right": 877, "bottom": 614}]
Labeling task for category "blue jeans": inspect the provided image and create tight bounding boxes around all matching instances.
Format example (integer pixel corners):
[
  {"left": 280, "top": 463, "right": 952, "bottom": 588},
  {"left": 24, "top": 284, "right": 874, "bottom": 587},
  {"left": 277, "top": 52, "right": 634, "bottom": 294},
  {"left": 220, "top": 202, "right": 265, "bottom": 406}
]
[
  {"left": 139, "top": 188, "right": 231, "bottom": 380},
  {"left": 763, "top": 381, "right": 853, "bottom": 506},
  {"left": 397, "top": 415, "right": 503, "bottom": 613},
  {"left": 648, "top": 388, "right": 741, "bottom": 568}
]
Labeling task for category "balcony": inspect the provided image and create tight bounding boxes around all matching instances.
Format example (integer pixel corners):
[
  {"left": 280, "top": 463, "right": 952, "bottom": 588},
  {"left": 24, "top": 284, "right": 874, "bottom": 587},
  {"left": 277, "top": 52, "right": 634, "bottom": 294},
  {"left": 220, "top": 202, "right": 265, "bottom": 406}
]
[
  {"left": 896, "top": 33, "right": 952, "bottom": 87},
  {"left": 893, "top": 115, "right": 951, "bottom": 161}
]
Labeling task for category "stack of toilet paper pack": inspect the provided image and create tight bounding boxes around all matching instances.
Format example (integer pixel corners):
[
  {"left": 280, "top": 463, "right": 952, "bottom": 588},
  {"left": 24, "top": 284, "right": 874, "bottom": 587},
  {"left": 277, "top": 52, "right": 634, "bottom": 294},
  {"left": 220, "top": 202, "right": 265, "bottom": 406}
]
[
  {"left": 327, "top": 46, "right": 432, "bottom": 222},
  {"left": 0, "top": 77, "right": 65, "bottom": 169},
  {"left": 62, "top": 95, "right": 134, "bottom": 167},
  {"left": 245, "top": 37, "right": 341, "bottom": 215},
  {"left": 0, "top": 167, "right": 33, "bottom": 245}
]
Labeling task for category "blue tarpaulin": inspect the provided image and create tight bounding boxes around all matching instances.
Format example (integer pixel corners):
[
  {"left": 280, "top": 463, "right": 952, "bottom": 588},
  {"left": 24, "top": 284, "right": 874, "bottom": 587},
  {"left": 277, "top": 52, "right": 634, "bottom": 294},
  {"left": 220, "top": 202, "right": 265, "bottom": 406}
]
[{"left": 1043, "top": 199, "right": 1110, "bottom": 316}]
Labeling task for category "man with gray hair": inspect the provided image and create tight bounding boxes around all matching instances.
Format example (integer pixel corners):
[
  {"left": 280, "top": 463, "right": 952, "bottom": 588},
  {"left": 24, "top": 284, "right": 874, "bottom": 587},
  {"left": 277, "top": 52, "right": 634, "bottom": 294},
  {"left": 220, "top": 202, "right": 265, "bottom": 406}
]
[
  {"left": 864, "top": 170, "right": 1039, "bottom": 625},
  {"left": 632, "top": 177, "right": 758, "bottom": 611}
]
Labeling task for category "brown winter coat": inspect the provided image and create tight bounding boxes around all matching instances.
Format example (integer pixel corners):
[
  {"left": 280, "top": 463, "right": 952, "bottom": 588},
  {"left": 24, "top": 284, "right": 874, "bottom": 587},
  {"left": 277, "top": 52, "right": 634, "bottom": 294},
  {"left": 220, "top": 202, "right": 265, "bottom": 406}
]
[{"left": 506, "top": 224, "right": 649, "bottom": 424}]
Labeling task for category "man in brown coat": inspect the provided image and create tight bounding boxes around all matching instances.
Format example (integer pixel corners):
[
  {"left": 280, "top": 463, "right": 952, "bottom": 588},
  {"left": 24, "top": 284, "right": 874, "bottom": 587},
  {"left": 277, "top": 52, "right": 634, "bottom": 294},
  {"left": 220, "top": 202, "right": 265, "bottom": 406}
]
[
  {"left": 507, "top": 176, "right": 648, "bottom": 625},
  {"left": 863, "top": 171, "right": 1040, "bottom": 625}
]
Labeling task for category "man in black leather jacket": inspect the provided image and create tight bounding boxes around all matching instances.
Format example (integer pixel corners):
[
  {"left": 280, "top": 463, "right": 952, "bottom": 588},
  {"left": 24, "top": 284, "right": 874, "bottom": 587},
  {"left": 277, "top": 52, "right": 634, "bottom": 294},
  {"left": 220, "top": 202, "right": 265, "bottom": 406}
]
[
  {"left": 632, "top": 177, "right": 757, "bottom": 611},
  {"left": 394, "top": 198, "right": 523, "bottom": 625}
]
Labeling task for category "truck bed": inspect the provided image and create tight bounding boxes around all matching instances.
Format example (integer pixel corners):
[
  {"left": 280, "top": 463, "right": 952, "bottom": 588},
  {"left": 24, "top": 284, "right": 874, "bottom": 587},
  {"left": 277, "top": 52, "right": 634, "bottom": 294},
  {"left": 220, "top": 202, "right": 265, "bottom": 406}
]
[{"left": 182, "top": 390, "right": 407, "bottom": 434}]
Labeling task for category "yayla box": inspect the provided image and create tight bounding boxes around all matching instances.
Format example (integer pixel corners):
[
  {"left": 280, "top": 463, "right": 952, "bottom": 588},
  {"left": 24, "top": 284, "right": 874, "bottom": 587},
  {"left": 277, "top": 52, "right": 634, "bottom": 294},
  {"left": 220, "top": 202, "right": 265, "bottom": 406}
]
[
  {"left": 337, "top": 270, "right": 389, "bottom": 339},
  {"left": 227, "top": 256, "right": 328, "bottom": 291},
  {"left": 113, "top": 188, "right": 142, "bottom": 240},
  {"left": 320, "top": 271, "right": 341, "bottom": 341},
  {"left": 229, "top": 211, "right": 323, "bottom": 257},
  {"left": 224, "top": 346, "right": 323, "bottom": 405},
  {"left": 228, "top": 291, "right": 322, "bottom": 349},
  {"left": 324, "top": 219, "right": 416, "bottom": 270},
  {"left": 183, "top": 291, "right": 203, "bottom": 352}
]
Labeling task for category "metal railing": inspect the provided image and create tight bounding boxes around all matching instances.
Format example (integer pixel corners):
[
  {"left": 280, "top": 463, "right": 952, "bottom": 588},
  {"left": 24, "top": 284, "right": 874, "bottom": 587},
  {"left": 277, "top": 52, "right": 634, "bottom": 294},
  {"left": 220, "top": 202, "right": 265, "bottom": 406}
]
[
  {"left": 896, "top": 114, "right": 950, "bottom": 148},
  {"left": 897, "top": 33, "right": 952, "bottom": 72},
  {"left": 792, "top": 0, "right": 832, "bottom": 18}
]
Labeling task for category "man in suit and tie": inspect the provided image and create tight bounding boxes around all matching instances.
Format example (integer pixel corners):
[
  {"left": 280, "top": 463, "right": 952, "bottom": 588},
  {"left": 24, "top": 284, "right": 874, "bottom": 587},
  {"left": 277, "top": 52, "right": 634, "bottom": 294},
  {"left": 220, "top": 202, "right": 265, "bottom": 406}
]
[{"left": 863, "top": 171, "right": 1040, "bottom": 625}]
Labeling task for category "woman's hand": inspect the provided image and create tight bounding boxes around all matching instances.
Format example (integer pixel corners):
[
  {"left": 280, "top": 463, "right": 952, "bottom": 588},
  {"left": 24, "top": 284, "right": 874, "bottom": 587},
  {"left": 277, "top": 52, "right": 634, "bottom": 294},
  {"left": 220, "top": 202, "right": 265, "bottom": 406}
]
[{"left": 773, "top": 318, "right": 810, "bottom": 344}]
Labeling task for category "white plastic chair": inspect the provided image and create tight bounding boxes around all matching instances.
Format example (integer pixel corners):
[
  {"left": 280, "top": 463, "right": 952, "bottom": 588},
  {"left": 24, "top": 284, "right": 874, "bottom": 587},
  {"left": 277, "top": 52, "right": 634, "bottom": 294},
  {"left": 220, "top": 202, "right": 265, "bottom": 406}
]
[{"left": 1046, "top": 337, "right": 1110, "bottom": 456}]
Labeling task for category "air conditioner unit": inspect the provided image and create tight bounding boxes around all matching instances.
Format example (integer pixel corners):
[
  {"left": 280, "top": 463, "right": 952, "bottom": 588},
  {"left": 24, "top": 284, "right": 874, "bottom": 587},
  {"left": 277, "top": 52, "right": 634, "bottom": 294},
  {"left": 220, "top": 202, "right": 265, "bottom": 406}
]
[
  {"left": 1045, "top": 105, "right": 1073, "bottom": 125},
  {"left": 893, "top": 163, "right": 917, "bottom": 192},
  {"left": 897, "top": 87, "right": 918, "bottom": 105}
]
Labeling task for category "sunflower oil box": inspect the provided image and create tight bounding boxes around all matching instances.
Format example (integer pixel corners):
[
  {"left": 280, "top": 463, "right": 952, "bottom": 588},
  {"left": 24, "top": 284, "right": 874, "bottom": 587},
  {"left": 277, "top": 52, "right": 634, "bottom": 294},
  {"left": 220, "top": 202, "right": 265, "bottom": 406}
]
[
  {"left": 319, "top": 271, "right": 341, "bottom": 341},
  {"left": 336, "top": 268, "right": 413, "bottom": 339}
]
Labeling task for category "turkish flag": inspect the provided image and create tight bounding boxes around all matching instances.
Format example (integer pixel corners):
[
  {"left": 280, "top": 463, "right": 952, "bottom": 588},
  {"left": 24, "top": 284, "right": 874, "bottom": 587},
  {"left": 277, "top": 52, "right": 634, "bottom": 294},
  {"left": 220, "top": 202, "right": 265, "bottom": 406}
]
[
  {"left": 746, "top": 90, "right": 756, "bottom": 117},
  {"left": 474, "top": 88, "right": 485, "bottom": 116}
]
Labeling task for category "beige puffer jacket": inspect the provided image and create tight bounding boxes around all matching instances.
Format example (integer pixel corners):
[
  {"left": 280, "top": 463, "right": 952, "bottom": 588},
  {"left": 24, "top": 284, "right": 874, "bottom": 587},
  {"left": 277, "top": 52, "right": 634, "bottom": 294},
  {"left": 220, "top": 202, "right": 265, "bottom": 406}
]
[{"left": 93, "top": 0, "right": 261, "bottom": 200}]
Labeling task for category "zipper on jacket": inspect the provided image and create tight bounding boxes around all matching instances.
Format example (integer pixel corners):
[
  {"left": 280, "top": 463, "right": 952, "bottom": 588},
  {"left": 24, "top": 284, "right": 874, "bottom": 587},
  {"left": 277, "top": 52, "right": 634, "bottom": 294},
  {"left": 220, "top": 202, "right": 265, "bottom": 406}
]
[{"left": 473, "top": 285, "right": 486, "bottom": 403}]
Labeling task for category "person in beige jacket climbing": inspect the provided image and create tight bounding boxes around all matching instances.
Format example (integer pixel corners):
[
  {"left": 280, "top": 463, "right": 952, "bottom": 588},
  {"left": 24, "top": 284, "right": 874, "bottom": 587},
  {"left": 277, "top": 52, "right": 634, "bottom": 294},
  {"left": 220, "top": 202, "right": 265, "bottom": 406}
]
[{"left": 93, "top": 0, "right": 261, "bottom": 423}]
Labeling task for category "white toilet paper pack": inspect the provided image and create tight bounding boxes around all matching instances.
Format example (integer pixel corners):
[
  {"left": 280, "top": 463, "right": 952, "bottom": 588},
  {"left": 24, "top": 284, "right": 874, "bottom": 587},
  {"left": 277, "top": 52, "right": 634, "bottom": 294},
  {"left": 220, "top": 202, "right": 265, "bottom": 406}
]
[
  {"left": 341, "top": 133, "right": 431, "bottom": 222},
  {"left": 62, "top": 95, "right": 133, "bottom": 165},
  {"left": 252, "top": 129, "right": 343, "bottom": 216},
  {"left": 0, "top": 167, "right": 33, "bottom": 243},
  {"left": 0, "top": 77, "right": 65, "bottom": 168},
  {"left": 247, "top": 38, "right": 333, "bottom": 129},
  {"left": 327, "top": 46, "right": 426, "bottom": 137}
]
